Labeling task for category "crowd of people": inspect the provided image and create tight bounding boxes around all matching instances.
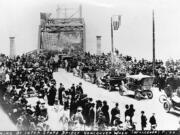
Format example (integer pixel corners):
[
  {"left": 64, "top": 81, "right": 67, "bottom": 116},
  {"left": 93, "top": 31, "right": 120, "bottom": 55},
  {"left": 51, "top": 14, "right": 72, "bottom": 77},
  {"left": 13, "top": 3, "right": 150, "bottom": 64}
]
[
  {"left": 62, "top": 50, "right": 180, "bottom": 97},
  {"left": 1, "top": 49, "right": 179, "bottom": 131},
  {"left": 0, "top": 51, "right": 58, "bottom": 130}
]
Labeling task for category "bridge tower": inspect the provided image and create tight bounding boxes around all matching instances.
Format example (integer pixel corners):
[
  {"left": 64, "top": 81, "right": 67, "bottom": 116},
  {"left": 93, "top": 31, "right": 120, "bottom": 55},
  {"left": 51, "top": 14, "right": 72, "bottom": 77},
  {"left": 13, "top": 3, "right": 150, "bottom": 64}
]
[{"left": 38, "top": 5, "right": 86, "bottom": 52}]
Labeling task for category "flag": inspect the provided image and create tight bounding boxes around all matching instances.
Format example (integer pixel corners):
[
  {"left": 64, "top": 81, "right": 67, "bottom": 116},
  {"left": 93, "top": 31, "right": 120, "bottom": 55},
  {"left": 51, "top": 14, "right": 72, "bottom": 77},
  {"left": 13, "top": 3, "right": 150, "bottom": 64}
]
[{"left": 112, "top": 15, "right": 121, "bottom": 30}]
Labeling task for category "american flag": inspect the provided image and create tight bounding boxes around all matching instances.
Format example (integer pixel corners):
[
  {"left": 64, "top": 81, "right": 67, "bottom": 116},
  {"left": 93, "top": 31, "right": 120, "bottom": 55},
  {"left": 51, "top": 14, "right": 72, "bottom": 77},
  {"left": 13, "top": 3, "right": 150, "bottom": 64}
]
[{"left": 112, "top": 15, "right": 121, "bottom": 30}]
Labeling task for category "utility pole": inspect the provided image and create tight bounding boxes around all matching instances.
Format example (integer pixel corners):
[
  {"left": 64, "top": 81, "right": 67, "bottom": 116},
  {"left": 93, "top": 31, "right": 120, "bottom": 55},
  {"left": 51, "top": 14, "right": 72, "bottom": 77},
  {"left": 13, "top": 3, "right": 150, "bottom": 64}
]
[
  {"left": 111, "top": 17, "right": 114, "bottom": 66},
  {"left": 152, "top": 10, "right": 156, "bottom": 75},
  {"left": 111, "top": 15, "right": 121, "bottom": 65},
  {"left": 111, "top": 17, "right": 114, "bottom": 54}
]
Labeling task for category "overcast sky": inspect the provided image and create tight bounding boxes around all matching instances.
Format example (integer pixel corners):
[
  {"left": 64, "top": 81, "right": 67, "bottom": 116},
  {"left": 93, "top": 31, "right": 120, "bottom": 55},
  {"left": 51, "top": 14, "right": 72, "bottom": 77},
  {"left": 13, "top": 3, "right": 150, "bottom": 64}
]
[{"left": 0, "top": 0, "right": 180, "bottom": 61}]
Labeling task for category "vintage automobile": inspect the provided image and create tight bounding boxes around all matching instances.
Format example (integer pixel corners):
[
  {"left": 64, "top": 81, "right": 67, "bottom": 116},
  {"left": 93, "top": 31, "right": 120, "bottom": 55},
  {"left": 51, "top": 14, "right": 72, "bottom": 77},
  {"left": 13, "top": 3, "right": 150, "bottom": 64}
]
[
  {"left": 61, "top": 56, "right": 73, "bottom": 68},
  {"left": 73, "top": 62, "right": 84, "bottom": 77},
  {"left": 159, "top": 86, "right": 180, "bottom": 113},
  {"left": 119, "top": 73, "right": 154, "bottom": 100},
  {"left": 82, "top": 66, "right": 97, "bottom": 83},
  {"left": 96, "top": 73, "right": 126, "bottom": 91}
]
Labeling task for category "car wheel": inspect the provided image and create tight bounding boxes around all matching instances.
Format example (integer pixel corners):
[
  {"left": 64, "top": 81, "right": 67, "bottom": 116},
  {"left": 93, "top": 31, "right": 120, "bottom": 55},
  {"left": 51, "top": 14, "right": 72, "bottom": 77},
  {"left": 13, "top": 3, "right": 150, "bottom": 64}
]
[
  {"left": 146, "top": 90, "right": 153, "bottom": 99},
  {"left": 163, "top": 100, "right": 172, "bottom": 113}
]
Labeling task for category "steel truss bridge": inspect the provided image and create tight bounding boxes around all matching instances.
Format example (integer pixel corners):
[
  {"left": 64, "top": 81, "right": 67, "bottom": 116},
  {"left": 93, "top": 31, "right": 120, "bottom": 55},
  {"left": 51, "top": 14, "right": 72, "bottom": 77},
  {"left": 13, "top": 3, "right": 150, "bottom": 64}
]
[{"left": 38, "top": 5, "right": 86, "bottom": 53}]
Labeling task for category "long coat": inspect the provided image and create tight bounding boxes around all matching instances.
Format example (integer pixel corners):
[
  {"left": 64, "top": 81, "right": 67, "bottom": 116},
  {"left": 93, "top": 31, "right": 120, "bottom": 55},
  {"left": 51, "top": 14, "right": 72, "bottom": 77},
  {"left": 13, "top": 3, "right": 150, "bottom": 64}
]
[
  {"left": 141, "top": 115, "right": 147, "bottom": 127},
  {"left": 101, "top": 105, "right": 110, "bottom": 125},
  {"left": 58, "top": 86, "right": 64, "bottom": 104},
  {"left": 89, "top": 108, "right": 95, "bottom": 125},
  {"left": 48, "top": 86, "right": 57, "bottom": 106}
]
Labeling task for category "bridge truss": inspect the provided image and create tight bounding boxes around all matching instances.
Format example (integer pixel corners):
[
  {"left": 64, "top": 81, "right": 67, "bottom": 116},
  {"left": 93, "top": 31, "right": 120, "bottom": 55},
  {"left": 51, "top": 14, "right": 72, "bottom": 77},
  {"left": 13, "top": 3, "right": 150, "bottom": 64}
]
[{"left": 38, "top": 5, "right": 86, "bottom": 53}]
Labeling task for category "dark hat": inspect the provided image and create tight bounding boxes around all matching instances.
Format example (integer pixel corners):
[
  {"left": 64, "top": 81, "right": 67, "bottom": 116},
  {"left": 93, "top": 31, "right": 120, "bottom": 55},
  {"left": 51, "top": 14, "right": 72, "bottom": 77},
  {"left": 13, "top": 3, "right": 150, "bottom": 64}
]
[
  {"left": 141, "top": 111, "right": 144, "bottom": 114},
  {"left": 125, "top": 104, "right": 129, "bottom": 109},
  {"left": 103, "top": 100, "right": 107, "bottom": 104},
  {"left": 37, "top": 101, "right": 41, "bottom": 104},
  {"left": 91, "top": 103, "right": 95, "bottom": 107},
  {"left": 130, "top": 104, "right": 134, "bottom": 108}
]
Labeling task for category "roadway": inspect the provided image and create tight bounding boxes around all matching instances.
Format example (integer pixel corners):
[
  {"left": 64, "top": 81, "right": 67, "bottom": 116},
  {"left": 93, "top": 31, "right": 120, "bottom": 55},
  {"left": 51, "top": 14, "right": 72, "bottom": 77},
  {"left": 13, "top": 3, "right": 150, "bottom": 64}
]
[{"left": 53, "top": 68, "right": 180, "bottom": 130}]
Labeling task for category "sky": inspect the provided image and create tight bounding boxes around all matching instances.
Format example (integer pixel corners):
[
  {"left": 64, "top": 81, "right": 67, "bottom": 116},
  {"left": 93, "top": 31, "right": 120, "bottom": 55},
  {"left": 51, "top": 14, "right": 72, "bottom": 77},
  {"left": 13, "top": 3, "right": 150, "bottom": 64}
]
[{"left": 0, "top": 0, "right": 180, "bottom": 61}]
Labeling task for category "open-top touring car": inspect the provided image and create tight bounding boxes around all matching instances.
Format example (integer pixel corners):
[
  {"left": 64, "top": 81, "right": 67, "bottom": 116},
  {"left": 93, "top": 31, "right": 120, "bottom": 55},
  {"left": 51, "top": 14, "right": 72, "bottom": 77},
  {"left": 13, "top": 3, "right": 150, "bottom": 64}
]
[{"left": 119, "top": 73, "right": 154, "bottom": 100}]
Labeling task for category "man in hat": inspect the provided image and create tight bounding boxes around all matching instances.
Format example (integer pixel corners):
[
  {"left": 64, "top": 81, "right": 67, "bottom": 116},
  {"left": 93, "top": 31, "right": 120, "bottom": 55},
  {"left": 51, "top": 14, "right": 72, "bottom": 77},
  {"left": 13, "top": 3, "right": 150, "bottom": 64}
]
[
  {"left": 70, "top": 84, "right": 76, "bottom": 100},
  {"left": 76, "top": 82, "right": 83, "bottom": 95},
  {"left": 124, "top": 105, "right": 130, "bottom": 122},
  {"left": 47, "top": 83, "right": 57, "bottom": 106},
  {"left": 149, "top": 113, "right": 157, "bottom": 130},
  {"left": 58, "top": 83, "right": 64, "bottom": 105},
  {"left": 129, "top": 104, "right": 135, "bottom": 125},
  {"left": 82, "top": 97, "right": 92, "bottom": 123},
  {"left": 111, "top": 103, "right": 120, "bottom": 126},
  {"left": 101, "top": 100, "right": 110, "bottom": 126},
  {"left": 141, "top": 111, "right": 147, "bottom": 130},
  {"left": 158, "top": 73, "right": 166, "bottom": 92}
]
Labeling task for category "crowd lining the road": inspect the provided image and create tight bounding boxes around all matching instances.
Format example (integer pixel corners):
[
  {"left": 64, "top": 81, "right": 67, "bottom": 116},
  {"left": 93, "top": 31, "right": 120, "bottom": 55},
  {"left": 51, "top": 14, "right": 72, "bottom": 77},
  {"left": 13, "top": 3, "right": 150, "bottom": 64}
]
[{"left": 0, "top": 49, "right": 180, "bottom": 131}]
